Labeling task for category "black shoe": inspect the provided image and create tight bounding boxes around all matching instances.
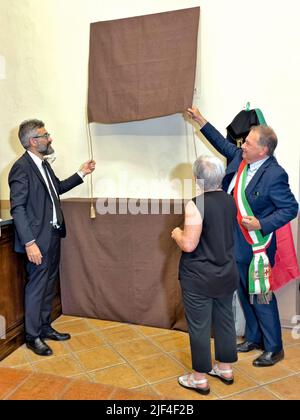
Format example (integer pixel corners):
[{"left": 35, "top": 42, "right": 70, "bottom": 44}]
[
  {"left": 237, "top": 341, "right": 262, "bottom": 353},
  {"left": 253, "top": 350, "right": 284, "bottom": 367},
  {"left": 26, "top": 337, "right": 53, "bottom": 356},
  {"left": 41, "top": 327, "right": 71, "bottom": 341}
]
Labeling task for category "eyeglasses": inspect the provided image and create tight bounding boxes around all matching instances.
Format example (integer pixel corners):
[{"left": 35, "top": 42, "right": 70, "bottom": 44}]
[{"left": 32, "top": 133, "right": 51, "bottom": 139}]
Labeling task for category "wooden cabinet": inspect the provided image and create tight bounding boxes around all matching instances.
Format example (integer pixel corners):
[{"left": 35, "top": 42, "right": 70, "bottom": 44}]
[
  {"left": 0, "top": 224, "right": 26, "bottom": 360},
  {"left": 0, "top": 223, "right": 61, "bottom": 361}
]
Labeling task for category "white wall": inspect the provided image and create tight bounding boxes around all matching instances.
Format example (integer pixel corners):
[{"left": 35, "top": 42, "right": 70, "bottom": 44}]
[
  {"left": 0, "top": 0, "right": 299, "bottom": 321},
  {"left": 0, "top": 0, "right": 201, "bottom": 200},
  {"left": 1, "top": 0, "right": 299, "bottom": 200}
]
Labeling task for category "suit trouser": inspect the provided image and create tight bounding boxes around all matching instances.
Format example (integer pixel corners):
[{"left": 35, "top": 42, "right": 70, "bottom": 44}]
[
  {"left": 237, "top": 262, "right": 283, "bottom": 353},
  {"left": 25, "top": 229, "right": 61, "bottom": 339},
  {"left": 182, "top": 289, "right": 238, "bottom": 373}
]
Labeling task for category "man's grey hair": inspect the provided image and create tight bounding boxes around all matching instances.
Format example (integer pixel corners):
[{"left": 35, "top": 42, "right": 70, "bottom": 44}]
[
  {"left": 18, "top": 119, "right": 45, "bottom": 149},
  {"left": 250, "top": 125, "right": 278, "bottom": 156},
  {"left": 193, "top": 155, "right": 225, "bottom": 191}
]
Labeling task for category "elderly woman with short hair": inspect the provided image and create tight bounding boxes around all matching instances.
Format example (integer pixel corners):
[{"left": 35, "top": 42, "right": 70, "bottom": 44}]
[{"left": 171, "top": 155, "right": 238, "bottom": 395}]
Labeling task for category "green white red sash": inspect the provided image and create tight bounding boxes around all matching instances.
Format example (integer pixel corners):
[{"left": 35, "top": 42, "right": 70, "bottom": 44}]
[{"left": 234, "top": 160, "right": 273, "bottom": 303}]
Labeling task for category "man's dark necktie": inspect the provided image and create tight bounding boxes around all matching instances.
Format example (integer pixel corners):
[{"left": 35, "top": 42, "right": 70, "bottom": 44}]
[{"left": 42, "top": 160, "right": 63, "bottom": 226}]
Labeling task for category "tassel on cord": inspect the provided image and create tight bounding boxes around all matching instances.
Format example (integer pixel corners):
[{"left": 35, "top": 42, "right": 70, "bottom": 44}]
[{"left": 86, "top": 119, "right": 96, "bottom": 219}]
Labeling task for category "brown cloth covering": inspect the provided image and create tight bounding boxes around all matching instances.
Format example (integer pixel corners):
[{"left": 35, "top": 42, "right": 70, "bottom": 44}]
[
  {"left": 60, "top": 199, "right": 187, "bottom": 331},
  {"left": 88, "top": 7, "right": 200, "bottom": 123}
]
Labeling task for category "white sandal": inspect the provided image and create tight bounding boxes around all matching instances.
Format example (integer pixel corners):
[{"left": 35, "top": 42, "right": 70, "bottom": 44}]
[
  {"left": 178, "top": 373, "right": 210, "bottom": 395},
  {"left": 208, "top": 364, "right": 234, "bottom": 385}
]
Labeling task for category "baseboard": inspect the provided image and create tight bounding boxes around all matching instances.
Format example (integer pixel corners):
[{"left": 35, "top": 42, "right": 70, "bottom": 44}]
[{"left": 0, "top": 303, "right": 62, "bottom": 362}]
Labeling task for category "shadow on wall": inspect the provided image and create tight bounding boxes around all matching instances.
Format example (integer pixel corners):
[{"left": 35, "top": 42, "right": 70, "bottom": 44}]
[
  {"left": 170, "top": 162, "right": 194, "bottom": 180},
  {"left": 196, "top": 129, "right": 227, "bottom": 164},
  {"left": 91, "top": 113, "right": 186, "bottom": 137},
  {"left": 1, "top": 127, "right": 24, "bottom": 200},
  {"left": 169, "top": 162, "right": 196, "bottom": 199}
]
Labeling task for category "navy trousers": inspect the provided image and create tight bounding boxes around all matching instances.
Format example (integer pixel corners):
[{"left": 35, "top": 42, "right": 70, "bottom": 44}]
[
  {"left": 25, "top": 229, "right": 61, "bottom": 339},
  {"left": 237, "top": 262, "right": 283, "bottom": 353}
]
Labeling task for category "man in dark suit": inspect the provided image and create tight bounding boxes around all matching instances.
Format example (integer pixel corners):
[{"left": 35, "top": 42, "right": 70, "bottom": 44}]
[
  {"left": 9, "top": 119, "right": 96, "bottom": 356},
  {"left": 186, "top": 107, "right": 298, "bottom": 367}
]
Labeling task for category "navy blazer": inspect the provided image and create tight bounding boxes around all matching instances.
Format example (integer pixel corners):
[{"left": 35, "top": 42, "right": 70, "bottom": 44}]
[
  {"left": 9, "top": 152, "right": 83, "bottom": 253},
  {"left": 201, "top": 123, "right": 298, "bottom": 265}
]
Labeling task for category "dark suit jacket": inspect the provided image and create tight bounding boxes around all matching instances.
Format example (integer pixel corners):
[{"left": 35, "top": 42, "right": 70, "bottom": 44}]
[
  {"left": 201, "top": 123, "right": 299, "bottom": 265},
  {"left": 8, "top": 152, "right": 84, "bottom": 253}
]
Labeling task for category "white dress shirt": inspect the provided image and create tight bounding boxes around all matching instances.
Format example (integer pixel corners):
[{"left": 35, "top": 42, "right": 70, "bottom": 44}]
[
  {"left": 27, "top": 151, "right": 59, "bottom": 226},
  {"left": 227, "top": 156, "right": 270, "bottom": 194}
]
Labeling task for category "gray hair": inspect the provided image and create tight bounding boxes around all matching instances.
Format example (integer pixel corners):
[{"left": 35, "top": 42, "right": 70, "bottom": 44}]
[
  {"left": 193, "top": 155, "right": 225, "bottom": 191},
  {"left": 18, "top": 119, "right": 45, "bottom": 149},
  {"left": 250, "top": 125, "right": 278, "bottom": 156}
]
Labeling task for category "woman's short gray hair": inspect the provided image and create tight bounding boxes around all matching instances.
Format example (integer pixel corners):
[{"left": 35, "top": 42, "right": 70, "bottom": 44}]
[{"left": 193, "top": 155, "right": 225, "bottom": 191}]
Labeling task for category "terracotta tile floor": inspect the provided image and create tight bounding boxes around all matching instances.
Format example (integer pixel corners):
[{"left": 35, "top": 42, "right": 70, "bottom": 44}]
[{"left": 0, "top": 315, "right": 300, "bottom": 400}]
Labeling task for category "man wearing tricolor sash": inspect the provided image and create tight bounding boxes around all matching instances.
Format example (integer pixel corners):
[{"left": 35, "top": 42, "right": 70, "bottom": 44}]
[{"left": 186, "top": 107, "right": 298, "bottom": 367}]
